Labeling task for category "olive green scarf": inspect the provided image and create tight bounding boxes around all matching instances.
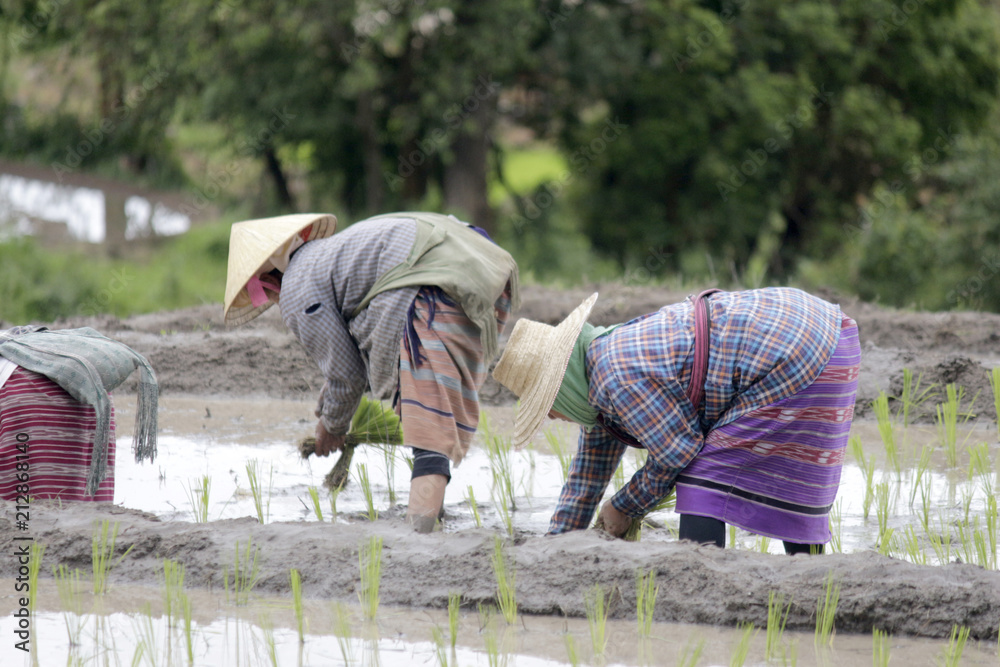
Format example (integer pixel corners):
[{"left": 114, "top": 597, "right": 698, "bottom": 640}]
[{"left": 551, "top": 322, "right": 619, "bottom": 428}]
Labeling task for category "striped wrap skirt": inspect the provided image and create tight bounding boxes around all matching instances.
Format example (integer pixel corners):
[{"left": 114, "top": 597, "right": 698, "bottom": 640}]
[
  {"left": 0, "top": 367, "right": 116, "bottom": 501},
  {"left": 397, "top": 286, "right": 511, "bottom": 466},
  {"left": 674, "top": 315, "right": 861, "bottom": 544}
]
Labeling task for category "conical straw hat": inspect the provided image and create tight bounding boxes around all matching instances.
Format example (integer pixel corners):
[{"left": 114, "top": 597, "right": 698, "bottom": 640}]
[
  {"left": 492, "top": 292, "right": 598, "bottom": 448},
  {"left": 223, "top": 213, "right": 337, "bottom": 326}
]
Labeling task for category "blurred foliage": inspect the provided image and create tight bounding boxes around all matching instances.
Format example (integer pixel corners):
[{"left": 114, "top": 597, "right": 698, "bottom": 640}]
[
  {"left": 1, "top": 0, "right": 1000, "bottom": 315},
  {"left": 0, "top": 220, "right": 232, "bottom": 323}
]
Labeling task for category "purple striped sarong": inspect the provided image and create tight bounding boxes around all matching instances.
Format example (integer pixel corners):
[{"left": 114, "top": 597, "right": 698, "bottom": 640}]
[
  {"left": 675, "top": 316, "right": 860, "bottom": 544},
  {"left": 397, "top": 286, "right": 511, "bottom": 465},
  {"left": 0, "top": 368, "right": 116, "bottom": 501}
]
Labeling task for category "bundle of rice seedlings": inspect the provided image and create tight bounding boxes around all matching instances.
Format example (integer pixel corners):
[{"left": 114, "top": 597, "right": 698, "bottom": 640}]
[{"left": 297, "top": 397, "right": 403, "bottom": 490}]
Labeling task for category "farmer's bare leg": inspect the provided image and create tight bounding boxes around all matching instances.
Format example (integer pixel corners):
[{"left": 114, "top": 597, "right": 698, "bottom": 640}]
[{"left": 406, "top": 448, "right": 450, "bottom": 533}]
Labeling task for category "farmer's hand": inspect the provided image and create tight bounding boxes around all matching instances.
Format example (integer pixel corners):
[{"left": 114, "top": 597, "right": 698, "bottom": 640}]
[
  {"left": 597, "top": 501, "right": 631, "bottom": 539},
  {"left": 314, "top": 421, "right": 346, "bottom": 457}
]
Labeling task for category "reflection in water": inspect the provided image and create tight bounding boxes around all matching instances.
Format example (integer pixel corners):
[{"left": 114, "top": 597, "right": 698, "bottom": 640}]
[{"left": 0, "top": 172, "right": 190, "bottom": 244}]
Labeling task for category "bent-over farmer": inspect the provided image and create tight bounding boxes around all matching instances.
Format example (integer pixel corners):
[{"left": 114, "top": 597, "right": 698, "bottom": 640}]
[
  {"left": 492, "top": 288, "right": 859, "bottom": 554},
  {"left": 224, "top": 212, "right": 519, "bottom": 531}
]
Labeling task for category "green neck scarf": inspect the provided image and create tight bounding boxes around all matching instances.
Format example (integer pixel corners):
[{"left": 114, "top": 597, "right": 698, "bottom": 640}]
[{"left": 552, "top": 322, "right": 620, "bottom": 428}]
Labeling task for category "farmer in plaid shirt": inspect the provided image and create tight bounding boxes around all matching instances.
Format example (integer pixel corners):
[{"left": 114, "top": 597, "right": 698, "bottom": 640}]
[{"left": 493, "top": 288, "right": 860, "bottom": 553}]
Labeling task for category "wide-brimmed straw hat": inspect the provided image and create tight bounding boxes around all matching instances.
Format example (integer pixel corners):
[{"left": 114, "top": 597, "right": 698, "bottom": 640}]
[
  {"left": 223, "top": 213, "right": 338, "bottom": 326},
  {"left": 493, "top": 292, "right": 598, "bottom": 448}
]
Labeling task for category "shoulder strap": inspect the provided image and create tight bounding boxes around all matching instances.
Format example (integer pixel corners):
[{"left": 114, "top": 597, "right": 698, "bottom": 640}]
[{"left": 687, "top": 289, "right": 722, "bottom": 411}]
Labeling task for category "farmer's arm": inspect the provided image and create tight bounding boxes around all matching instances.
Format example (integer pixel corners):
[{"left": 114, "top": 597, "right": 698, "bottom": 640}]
[
  {"left": 282, "top": 287, "right": 366, "bottom": 436},
  {"left": 609, "top": 379, "right": 702, "bottom": 518},
  {"left": 548, "top": 425, "right": 626, "bottom": 534}
]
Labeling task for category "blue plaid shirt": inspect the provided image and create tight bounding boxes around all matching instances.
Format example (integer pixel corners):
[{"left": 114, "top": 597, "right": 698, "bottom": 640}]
[{"left": 548, "top": 287, "right": 842, "bottom": 534}]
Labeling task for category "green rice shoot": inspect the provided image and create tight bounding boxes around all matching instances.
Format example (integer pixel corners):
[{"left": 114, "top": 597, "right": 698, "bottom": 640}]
[
  {"left": 92, "top": 519, "right": 132, "bottom": 595},
  {"left": 306, "top": 485, "right": 324, "bottom": 521},
  {"left": 491, "top": 536, "right": 518, "bottom": 625},
  {"left": 814, "top": 570, "right": 840, "bottom": 647},
  {"left": 358, "top": 535, "right": 383, "bottom": 621},
  {"left": 224, "top": 537, "right": 261, "bottom": 606},
  {"left": 245, "top": 459, "right": 273, "bottom": 525},
  {"left": 990, "top": 367, "right": 1000, "bottom": 438},
  {"left": 941, "top": 624, "right": 971, "bottom": 667},
  {"left": 765, "top": 591, "right": 791, "bottom": 661},
  {"left": 185, "top": 475, "right": 212, "bottom": 523},
  {"left": 448, "top": 591, "right": 461, "bottom": 649},
  {"left": 584, "top": 583, "right": 608, "bottom": 660},
  {"left": 27, "top": 542, "right": 45, "bottom": 615},
  {"left": 635, "top": 569, "right": 658, "bottom": 638},
  {"left": 873, "top": 628, "right": 891, "bottom": 667},
  {"left": 290, "top": 568, "right": 305, "bottom": 643},
  {"left": 356, "top": 463, "right": 378, "bottom": 521},
  {"left": 466, "top": 485, "right": 483, "bottom": 528},
  {"left": 730, "top": 622, "right": 757, "bottom": 667},
  {"left": 873, "top": 392, "right": 900, "bottom": 475}
]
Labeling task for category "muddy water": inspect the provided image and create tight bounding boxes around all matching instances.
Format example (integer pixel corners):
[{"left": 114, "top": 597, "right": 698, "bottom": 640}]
[
  {"left": 3, "top": 579, "right": 1000, "bottom": 666},
  {"left": 1, "top": 396, "right": 997, "bottom": 665}
]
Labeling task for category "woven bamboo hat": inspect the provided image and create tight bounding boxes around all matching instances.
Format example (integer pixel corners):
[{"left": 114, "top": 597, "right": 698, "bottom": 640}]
[
  {"left": 492, "top": 292, "right": 598, "bottom": 448},
  {"left": 223, "top": 213, "right": 337, "bottom": 326}
]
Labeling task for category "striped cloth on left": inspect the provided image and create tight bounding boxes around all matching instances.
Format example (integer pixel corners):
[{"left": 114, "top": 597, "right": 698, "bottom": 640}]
[
  {"left": 0, "top": 367, "right": 116, "bottom": 501},
  {"left": 397, "top": 286, "right": 511, "bottom": 465}
]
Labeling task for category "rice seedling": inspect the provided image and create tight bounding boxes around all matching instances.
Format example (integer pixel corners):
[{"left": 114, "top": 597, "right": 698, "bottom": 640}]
[
  {"left": 448, "top": 591, "right": 461, "bottom": 649},
  {"left": 290, "top": 568, "right": 305, "bottom": 643},
  {"left": 814, "top": 570, "right": 840, "bottom": 647},
  {"left": 756, "top": 535, "right": 772, "bottom": 554},
  {"left": 940, "top": 624, "right": 971, "bottom": 666},
  {"left": 875, "top": 479, "right": 894, "bottom": 538},
  {"left": 431, "top": 626, "right": 448, "bottom": 667},
  {"left": 332, "top": 601, "right": 356, "bottom": 664},
  {"left": 872, "top": 628, "right": 891, "bottom": 667},
  {"left": 901, "top": 525, "right": 927, "bottom": 565},
  {"left": 936, "top": 383, "right": 977, "bottom": 467},
  {"left": 612, "top": 459, "right": 626, "bottom": 491},
  {"left": 482, "top": 414, "right": 517, "bottom": 519},
  {"left": 730, "top": 622, "right": 757, "bottom": 667},
  {"left": 677, "top": 639, "right": 705, "bottom": 666},
  {"left": 584, "top": 584, "right": 609, "bottom": 659},
  {"left": 967, "top": 441, "right": 992, "bottom": 483},
  {"left": 927, "top": 515, "right": 953, "bottom": 565},
  {"left": 356, "top": 463, "right": 378, "bottom": 521},
  {"left": 483, "top": 619, "right": 510, "bottom": 667},
  {"left": 224, "top": 537, "right": 261, "bottom": 606},
  {"left": 245, "top": 459, "right": 273, "bottom": 524},
  {"left": 465, "top": 485, "right": 483, "bottom": 528},
  {"left": 161, "top": 558, "right": 185, "bottom": 627},
  {"left": 306, "top": 485, "right": 324, "bottom": 521},
  {"left": 829, "top": 500, "right": 843, "bottom": 553},
  {"left": 358, "top": 535, "right": 383, "bottom": 620},
  {"left": 636, "top": 568, "right": 659, "bottom": 637},
  {"left": 909, "top": 445, "right": 933, "bottom": 507},
  {"left": 329, "top": 481, "right": 343, "bottom": 518},
  {"left": 27, "top": 542, "right": 44, "bottom": 615},
  {"left": 383, "top": 444, "right": 398, "bottom": 505},
  {"left": 255, "top": 613, "right": 279, "bottom": 667},
  {"left": 877, "top": 527, "right": 895, "bottom": 557},
  {"left": 53, "top": 564, "right": 85, "bottom": 646},
  {"left": 92, "top": 519, "right": 132, "bottom": 595},
  {"left": 985, "top": 493, "right": 998, "bottom": 569},
  {"left": 131, "top": 603, "right": 159, "bottom": 667},
  {"left": 898, "top": 368, "right": 936, "bottom": 427},
  {"left": 765, "top": 591, "right": 791, "bottom": 661},
  {"left": 991, "top": 367, "right": 1000, "bottom": 438},
  {"left": 873, "top": 392, "right": 901, "bottom": 475},
  {"left": 491, "top": 536, "right": 518, "bottom": 625},
  {"left": 180, "top": 592, "right": 194, "bottom": 664},
  {"left": 185, "top": 475, "right": 212, "bottom": 523},
  {"left": 492, "top": 483, "right": 515, "bottom": 537},
  {"left": 564, "top": 633, "right": 581, "bottom": 667}
]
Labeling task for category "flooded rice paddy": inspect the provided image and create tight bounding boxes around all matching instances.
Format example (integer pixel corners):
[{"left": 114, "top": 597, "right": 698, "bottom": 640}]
[{"left": 1, "top": 395, "right": 999, "bottom": 665}]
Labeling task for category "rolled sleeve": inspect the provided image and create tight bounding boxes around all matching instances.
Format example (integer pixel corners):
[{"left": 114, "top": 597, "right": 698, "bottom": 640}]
[{"left": 548, "top": 425, "right": 626, "bottom": 534}]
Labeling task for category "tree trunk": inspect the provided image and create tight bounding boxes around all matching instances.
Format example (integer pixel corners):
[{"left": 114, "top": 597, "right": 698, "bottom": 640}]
[
  {"left": 443, "top": 101, "right": 494, "bottom": 232},
  {"left": 264, "top": 146, "right": 296, "bottom": 211},
  {"left": 356, "top": 90, "right": 385, "bottom": 214}
]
